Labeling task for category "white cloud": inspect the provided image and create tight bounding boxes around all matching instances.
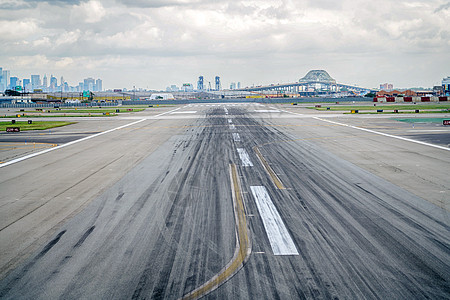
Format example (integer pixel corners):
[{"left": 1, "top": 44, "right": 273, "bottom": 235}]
[
  {"left": 0, "top": 19, "right": 39, "bottom": 40},
  {"left": 0, "top": 0, "right": 449, "bottom": 89},
  {"left": 72, "top": 0, "right": 106, "bottom": 23}
]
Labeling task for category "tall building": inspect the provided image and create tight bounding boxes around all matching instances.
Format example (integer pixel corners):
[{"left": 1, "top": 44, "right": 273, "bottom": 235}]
[
  {"left": 10, "top": 76, "right": 19, "bottom": 90},
  {"left": 230, "top": 82, "right": 236, "bottom": 90},
  {"left": 2, "top": 69, "right": 10, "bottom": 90},
  {"left": 197, "top": 76, "right": 204, "bottom": 91},
  {"left": 0, "top": 67, "right": 3, "bottom": 91},
  {"left": 95, "top": 78, "right": 102, "bottom": 91},
  {"left": 215, "top": 76, "right": 221, "bottom": 91},
  {"left": 83, "top": 77, "right": 95, "bottom": 91},
  {"left": 42, "top": 74, "right": 48, "bottom": 90},
  {"left": 237, "top": 82, "right": 241, "bottom": 89},
  {"left": 31, "top": 75, "right": 41, "bottom": 90},
  {"left": 50, "top": 75, "right": 57, "bottom": 91},
  {"left": 23, "top": 79, "right": 31, "bottom": 92},
  {"left": 380, "top": 83, "right": 393, "bottom": 91}
]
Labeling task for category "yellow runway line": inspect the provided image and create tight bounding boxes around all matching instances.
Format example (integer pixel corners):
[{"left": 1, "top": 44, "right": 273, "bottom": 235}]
[
  {"left": 254, "top": 147, "right": 286, "bottom": 190},
  {"left": 181, "top": 164, "right": 251, "bottom": 300}
]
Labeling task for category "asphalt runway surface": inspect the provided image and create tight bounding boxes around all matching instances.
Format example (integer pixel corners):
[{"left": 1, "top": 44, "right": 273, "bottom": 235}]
[{"left": 0, "top": 104, "right": 449, "bottom": 299}]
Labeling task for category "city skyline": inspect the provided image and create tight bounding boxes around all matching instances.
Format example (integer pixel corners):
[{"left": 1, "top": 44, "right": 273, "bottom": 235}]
[
  {"left": 0, "top": 67, "right": 103, "bottom": 93},
  {"left": 0, "top": 0, "right": 449, "bottom": 90}
]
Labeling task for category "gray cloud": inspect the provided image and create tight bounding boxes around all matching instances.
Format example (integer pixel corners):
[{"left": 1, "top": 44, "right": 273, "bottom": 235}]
[
  {"left": 435, "top": 2, "right": 450, "bottom": 12},
  {"left": 0, "top": 0, "right": 448, "bottom": 90}
]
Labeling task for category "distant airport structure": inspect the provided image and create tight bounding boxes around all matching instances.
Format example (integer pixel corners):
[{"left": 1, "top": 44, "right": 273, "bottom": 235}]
[{"left": 235, "top": 70, "right": 371, "bottom": 95}]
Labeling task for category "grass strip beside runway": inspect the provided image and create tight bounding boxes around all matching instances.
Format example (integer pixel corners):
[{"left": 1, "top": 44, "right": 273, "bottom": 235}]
[{"left": 0, "top": 121, "right": 75, "bottom": 131}]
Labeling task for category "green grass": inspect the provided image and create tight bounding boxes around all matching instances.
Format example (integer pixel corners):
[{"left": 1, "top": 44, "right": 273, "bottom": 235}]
[
  {"left": 1, "top": 121, "right": 75, "bottom": 131},
  {"left": 1, "top": 114, "right": 116, "bottom": 118},
  {"left": 309, "top": 104, "right": 450, "bottom": 111},
  {"left": 394, "top": 118, "right": 449, "bottom": 124},
  {"left": 26, "top": 108, "right": 145, "bottom": 114},
  {"left": 344, "top": 110, "right": 450, "bottom": 115}
]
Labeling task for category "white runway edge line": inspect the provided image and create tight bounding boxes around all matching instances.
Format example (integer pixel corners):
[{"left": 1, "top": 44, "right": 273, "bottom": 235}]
[
  {"left": 250, "top": 186, "right": 299, "bottom": 255},
  {"left": 314, "top": 117, "right": 450, "bottom": 152},
  {"left": 237, "top": 148, "right": 253, "bottom": 166},
  {"left": 170, "top": 111, "right": 197, "bottom": 114},
  {"left": 0, "top": 107, "right": 182, "bottom": 168},
  {"left": 254, "top": 110, "right": 280, "bottom": 113}
]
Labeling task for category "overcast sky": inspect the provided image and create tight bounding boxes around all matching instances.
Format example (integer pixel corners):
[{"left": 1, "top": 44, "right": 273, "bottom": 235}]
[{"left": 0, "top": 0, "right": 449, "bottom": 90}]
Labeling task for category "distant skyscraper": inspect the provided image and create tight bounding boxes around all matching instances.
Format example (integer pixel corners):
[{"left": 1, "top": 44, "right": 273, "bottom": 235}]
[
  {"left": 10, "top": 76, "right": 19, "bottom": 89},
  {"left": 84, "top": 77, "right": 95, "bottom": 91},
  {"left": 31, "top": 75, "right": 41, "bottom": 90},
  {"left": 42, "top": 74, "right": 48, "bottom": 90},
  {"left": 237, "top": 82, "right": 241, "bottom": 89},
  {"left": 49, "top": 75, "right": 57, "bottom": 91},
  {"left": 0, "top": 67, "right": 3, "bottom": 91},
  {"left": 95, "top": 78, "right": 102, "bottom": 91},
  {"left": 380, "top": 83, "right": 393, "bottom": 91},
  {"left": 215, "top": 76, "right": 221, "bottom": 91},
  {"left": 230, "top": 82, "right": 236, "bottom": 90},
  {"left": 2, "top": 69, "right": 10, "bottom": 90},
  {"left": 23, "top": 79, "right": 31, "bottom": 92},
  {"left": 197, "top": 76, "right": 204, "bottom": 91}
]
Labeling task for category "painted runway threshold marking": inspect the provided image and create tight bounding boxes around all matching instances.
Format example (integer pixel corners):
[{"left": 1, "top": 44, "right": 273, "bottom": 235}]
[
  {"left": 250, "top": 186, "right": 298, "bottom": 255},
  {"left": 182, "top": 164, "right": 250, "bottom": 300},
  {"left": 232, "top": 133, "right": 241, "bottom": 142},
  {"left": 314, "top": 117, "right": 450, "bottom": 151},
  {"left": 237, "top": 148, "right": 253, "bottom": 166}
]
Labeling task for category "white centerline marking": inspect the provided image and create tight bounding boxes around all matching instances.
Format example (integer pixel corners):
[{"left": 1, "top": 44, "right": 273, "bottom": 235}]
[
  {"left": 250, "top": 186, "right": 298, "bottom": 255},
  {"left": 228, "top": 119, "right": 233, "bottom": 123},
  {"left": 314, "top": 117, "right": 450, "bottom": 151},
  {"left": 0, "top": 107, "right": 183, "bottom": 168},
  {"left": 237, "top": 148, "right": 253, "bottom": 166},
  {"left": 233, "top": 133, "right": 241, "bottom": 142}
]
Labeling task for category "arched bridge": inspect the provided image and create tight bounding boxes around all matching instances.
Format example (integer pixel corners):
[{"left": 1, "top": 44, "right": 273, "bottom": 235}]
[{"left": 235, "top": 70, "right": 371, "bottom": 95}]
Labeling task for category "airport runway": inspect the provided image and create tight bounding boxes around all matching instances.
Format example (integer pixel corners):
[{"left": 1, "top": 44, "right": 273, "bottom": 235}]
[{"left": 0, "top": 104, "right": 449, "bottom": 299}]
